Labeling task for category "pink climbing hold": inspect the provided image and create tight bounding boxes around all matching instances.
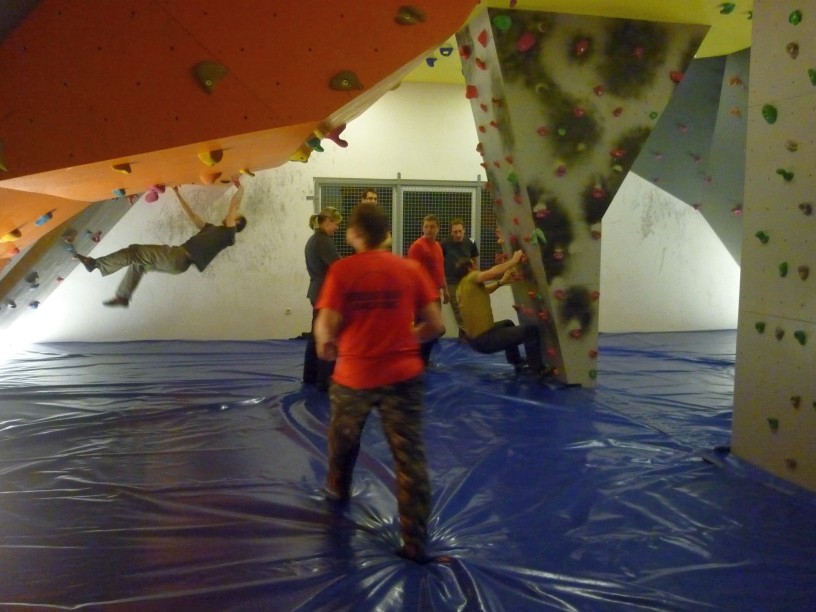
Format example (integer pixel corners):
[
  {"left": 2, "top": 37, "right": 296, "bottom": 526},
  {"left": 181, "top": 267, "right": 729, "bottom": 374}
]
[
  {"left": 477, "top": 29, "right": 489, "bottom": 48},
  {"left": 326, "top": 124, "right": 348, "bottom": 148},
  {"left": 516, "top": 31, "right": 536, "bottom": 52},
  {"left": 145, "top": 190, "right": 159, "bottom": 203}
]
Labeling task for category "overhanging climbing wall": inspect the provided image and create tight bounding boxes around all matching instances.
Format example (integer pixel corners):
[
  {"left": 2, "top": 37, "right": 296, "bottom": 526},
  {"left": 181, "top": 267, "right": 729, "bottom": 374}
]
[
  {"left": 732, "top": 1, "right": 816, "bottom": 493},
  {"left": 457, "top": 9, "right": 708, "bottom": 386}
]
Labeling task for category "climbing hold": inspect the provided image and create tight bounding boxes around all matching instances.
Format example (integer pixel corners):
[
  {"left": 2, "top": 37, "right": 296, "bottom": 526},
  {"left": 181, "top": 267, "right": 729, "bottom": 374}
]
[
  {"left": 776, "top": 168, "right": 794, "bottom": 182},
  {"left": 791, "top": 395, "right": 802, "bottom": 409},
  {"left": 779, "top": 262, "right": 789, "bottom": 277},
  {"left": 789, "top": 10, "right": 802, "bottom": 25},
  {"left": 767, "top": 417, "right": 779, "bottom": 432},
  {"left": 798, "top": 265, "right": 809, "bottom": 280},
  {"left": 719, "top": 3, "right": 736, "bottom": 14},
  {"left": 326, "top": 124, "right": 348, "bottom": 148},
  {"left": 589, "top": 349, "right": 598, "bottom": 359},
  {"left": 649, "top": 111, "right": 659, "bottom": 120},
  {"left": 465, "top": 85, "right": 479, "bottom": 99},
  {"left": 786, "top": 140, "right": 799, "bottom": 152},
  {"left": 569, "top": 328, "right": 583, "bottom": 339},
  {"left": 91, "top": 230, "right": 102, "bottom": 243},
  {"left": 553, "top": 289, "right": 566, "bottom": 300},
  {"left": 610, "top": 148, "right": 627, "bottom": 159},
  {"left": 425, "top": 57, "right": 437, "bottom": 67},
  {"left": 200, "top": 171, "right": 222, "bottom": 185},
  {"left": 755, "top": 231, "right": 770, "bottom": 244},
  {"left": 0, "top": 141, "right": 6, "bottom": 172},
  {"left": 239, "top": 168, "right": 255, "bottom": 177},
  {"left": 329, "top": 71, "right": 362, "bottom": 91},
  {"left": 290, "top": 146, "right": 312, "bottom": 163},
  {"left": 28, "top": 301, "right": 39, "bottom": 310},
  {"left": 25, "top": 271, "right": 38, "bottom": 285},
  {"left": 555, "top": 165, "right": 567, "bottom": 177},
  {"left": 785, "top": 458, "right": 798, "bottom": 470},
  {"left": 475, "top": 58, "right": 487, "bottom": 70},
  {"left": 612, "top": 107, "right": 623, "bottom": 117},
  {"left": 6, "top": 299, "right": 16, "bottom": 308},
  {"left": 477, "top": 29, "right": 489, "bottom": 48},
  {"left": 394, "top": 6, "right": 426, "bottom": 25},
  {"left": 574, "top": 38, "right": 591, "bottom": 57},
  {"left": 516, "top": 31, "right": 536, "bottom": 53},
  {"left": 506, "top": 171, "right": 518, "bottom": 184},
  {"left": 755, "top": 321, "right": 766, "bottom": 333},
  {"left": 669, "top": 70, "right": 684, "bottom": 83},
  {"left": 786, "top": 42, "right": 800, "bottom": 59},
  {"left": 112, "top": 162, "right": 132, "bottom": 174},
  {"left": 34, "top": 211, "right": 53, "bottom": 226},
  {"left": 492, "top": 14, "right": 512, "bottom": 32},
  {"left": 1, "top": 229, "right": 21, "bottom": 242},
  {"left": 531, "top": 228, "right": 547, "bottom": 245},
  {"left": 307, "top": 136, "right": 324, "bottom": 152},
  {"left": 459, "top": 45, "right": 472, "bottom": 60},
  {"left": 794, "top": 330, "right": 807, "bottom": 345},
  {"left": 761, "top": 104, "right": 778, "bottom": 124},
  {"left": 593, "top": 85, "right": 604, "bottom": 96},
  {"left": 799, "top": 202, "right": 813, "bottom": 215},
  {"left": 193, "top": 61, "right": 228, "bottom": 94},
  {"left": 145, "top": 190, "right": 159, "bottom": 204},
  {"left": 537, "top": 126, "right": 550, "bottom": 136},
  {"left": 197, "top": 150, "right": 223, "bottom": 166},
  {"left": 809, "top": 69, "right": 816, "bottom": 85},
  {"left": 775, "top": 327, "right": 785, "bottom": 340},
  {"left": 439, "top": 47, "right": 453, "bottom": 57},
  {"left": 557, "top": 127, "right": 567, "bottom": 137}
]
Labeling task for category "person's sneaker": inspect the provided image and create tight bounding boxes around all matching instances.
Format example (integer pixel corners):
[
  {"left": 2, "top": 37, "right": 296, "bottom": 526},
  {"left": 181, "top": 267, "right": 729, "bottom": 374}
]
[
  {"left": 75, "top": 254, "right": 97, "bottom": 272},
  {"left": 103, "top": 296, "right": 129, "bottom": 308},
  {"left": 396, "top": 545, "right": 450, "bottom": 565}
]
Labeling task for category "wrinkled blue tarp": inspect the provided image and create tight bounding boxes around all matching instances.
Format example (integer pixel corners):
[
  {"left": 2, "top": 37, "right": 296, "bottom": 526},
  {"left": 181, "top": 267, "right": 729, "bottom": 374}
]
[{"left": 0, "top": 331, "right": 814, "bottom": 610}]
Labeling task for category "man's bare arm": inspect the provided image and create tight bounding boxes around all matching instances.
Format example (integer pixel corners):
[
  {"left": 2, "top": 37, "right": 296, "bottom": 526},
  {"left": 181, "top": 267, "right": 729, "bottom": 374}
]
[{"left": 173, "top": 186, "right": 206, "bottom": 230}]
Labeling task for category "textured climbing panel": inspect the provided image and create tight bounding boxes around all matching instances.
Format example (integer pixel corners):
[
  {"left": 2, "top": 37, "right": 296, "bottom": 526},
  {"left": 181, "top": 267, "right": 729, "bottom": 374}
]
[{"left": 457, "top": 9, "right": 708, "bottom": 386}]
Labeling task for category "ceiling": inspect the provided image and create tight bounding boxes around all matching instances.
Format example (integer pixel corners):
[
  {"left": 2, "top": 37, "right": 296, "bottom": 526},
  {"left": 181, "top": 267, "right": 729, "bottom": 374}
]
[{"left": 0, "top": 0, "right": 753, "bottom": 268}]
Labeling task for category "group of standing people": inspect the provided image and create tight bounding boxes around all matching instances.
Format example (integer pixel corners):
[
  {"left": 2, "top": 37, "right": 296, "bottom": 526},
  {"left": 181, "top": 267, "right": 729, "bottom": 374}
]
[{"left": 303, "top": 189, "right": 545, "bottom": 563}]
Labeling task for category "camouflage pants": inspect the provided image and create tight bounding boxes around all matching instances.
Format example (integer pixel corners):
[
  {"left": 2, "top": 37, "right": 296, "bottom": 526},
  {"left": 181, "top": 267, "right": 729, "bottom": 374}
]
[{"left": 327, "top": 376, "right": 430, "bottom": 555}]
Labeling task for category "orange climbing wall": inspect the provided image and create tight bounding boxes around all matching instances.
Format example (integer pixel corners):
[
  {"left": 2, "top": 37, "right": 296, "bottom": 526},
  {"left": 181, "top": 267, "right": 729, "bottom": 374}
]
[
  {"left": 0, "top": 0, "right": 475, "bottom": 201},
  {"left": 732, "top": 1, "right": 816, "bottom": 493},
  {"left": 458, "top": 9, "right": 707, "bottom": 386}
]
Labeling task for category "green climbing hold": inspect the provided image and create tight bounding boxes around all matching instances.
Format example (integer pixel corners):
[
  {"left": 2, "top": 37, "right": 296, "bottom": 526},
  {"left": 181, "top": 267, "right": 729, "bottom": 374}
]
[
  {"left": 589, "top": 369, "right": 597, "bottom": 380},
  {"left": 779, "top": 262, "right": 789, "bottom": 277},
  {"left": 767, "top": 417, "right": 779, "bottom": 432},
  {"left": 809, "top": 68, "right": 816, "bottom": 85},
  {"left": 719, "top": 3, "right": 736, "bottom": 14},
  {"left": 755, "top": 231, "right": 770, "bottom": 244},
  {"left": 755, "top": 321, "right": 766, "bottom": 333},
  {"left": 492, "top": 14, "right": 512, "bottom": 32},
  {"left": 794, "top": 330, "right": 807, "bottom": 345},
  {"left": 776, "top": 168, "right": 794, "bottom": 182},
  {"left": 761, "top": 103, "right": 778, "bottom": 124},
  {"left": 649, "top": 111, "right": 658, "bottom": 120},
  {"left": 507, "top": 171, "right": 519, "bottom": 185},
  {"left": 789, "top": 10, "right": 802, "bottom": 25},
  {"left": 557, "top": 127, "right": 567, "bottom": 137},
  {"left": 531, "top": 228, "right": 547, "bottom": 245}
]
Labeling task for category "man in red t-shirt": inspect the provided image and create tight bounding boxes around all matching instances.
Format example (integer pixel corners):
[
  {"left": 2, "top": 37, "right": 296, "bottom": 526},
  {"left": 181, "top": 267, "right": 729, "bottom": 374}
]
[
  {"left": 407, "top": 213, "right": 448, "bottom": 365},
  {"left": 315, "top": 203, "right": 443, "bottom": 563}
]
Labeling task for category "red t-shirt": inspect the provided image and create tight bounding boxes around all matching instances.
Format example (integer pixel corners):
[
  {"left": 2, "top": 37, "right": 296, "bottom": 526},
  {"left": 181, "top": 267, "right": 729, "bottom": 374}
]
[
  {"left": 407, "top": 237, "right": 445, "bottom": 290},
  {"left": 317, "top": 250, "right": 438, "bottom": 389}
]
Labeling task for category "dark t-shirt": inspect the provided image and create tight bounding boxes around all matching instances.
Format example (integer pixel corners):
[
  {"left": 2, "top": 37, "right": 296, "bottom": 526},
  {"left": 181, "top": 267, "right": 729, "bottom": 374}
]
[
  {"left": 441, "top": 236, "right": 479, "bottom": 284},
  {"left": 182, "top": 223, "right": 236, "bottom": 272},
  {"left": 305, "top": 229, "right": 341, "bottom": 304}
]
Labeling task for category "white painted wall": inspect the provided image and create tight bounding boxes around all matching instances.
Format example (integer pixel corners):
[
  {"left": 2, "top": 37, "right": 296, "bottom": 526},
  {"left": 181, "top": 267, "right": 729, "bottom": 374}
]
[{"left": 8, "top": 82, "right": 739, "bottom": 344}]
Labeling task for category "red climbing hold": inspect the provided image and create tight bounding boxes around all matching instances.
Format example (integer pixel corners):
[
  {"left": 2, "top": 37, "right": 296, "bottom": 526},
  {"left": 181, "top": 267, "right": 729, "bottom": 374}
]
[
  {"left": 516, "top": 31, "right": 536, "bottom": 52},
  {"left": 465, "top": 85, "right": 479, "bottom": 99},
  {"left": 477, "top": 29, "right": 489, "bottom": 48}
]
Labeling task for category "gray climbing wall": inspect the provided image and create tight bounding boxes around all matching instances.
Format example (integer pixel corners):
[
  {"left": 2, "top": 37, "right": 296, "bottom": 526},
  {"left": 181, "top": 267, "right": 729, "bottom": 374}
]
[
  {"left": 732, "top": 1, "right": 816, "bottom": 492},
  {"left": 457, "top": 8, "right": 707, "bottom": 386}
]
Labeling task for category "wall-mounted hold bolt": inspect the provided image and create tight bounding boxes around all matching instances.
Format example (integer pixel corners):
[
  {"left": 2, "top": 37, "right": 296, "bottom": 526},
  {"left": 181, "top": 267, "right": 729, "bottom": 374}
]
[
  {"left": 775, "top": 327, "right": 785, "bottom": 340},
  {"left": 755, "top": 231, "right": 769, "bottom": 244},
  {"left": 329, "top": 71, "right": 362, "bottom": 91},
  {"left": 798, "top": 202, "right": 813, "bottom": 215},
  {"left": 767, "top": 417, "right": 779, "bottom": 431},
  {"left": 794, "top": 330, "right": 807, "bottom": 345},
  {"left": 755, "top": 321, "right": 766, "bottom": 333},
  {"left": 394, "top": 6, "right": 426, "bottom": 25},
  {"left": 798, "top": 265, "right": 809, "bottom": 280},
  {"left": 785, "top": 458, "right": 798, "bottom": 470},
  {"left": 791, "top": 395, "right": 801, "bottom": 408},
  {"left": 778, "top": 262, "right": 789, "bottom": 277},
  {"left": 193, "top": 61, "right": 228, "bottom": 94}
]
